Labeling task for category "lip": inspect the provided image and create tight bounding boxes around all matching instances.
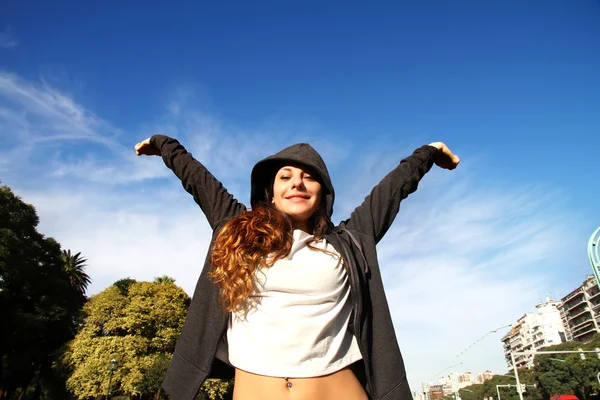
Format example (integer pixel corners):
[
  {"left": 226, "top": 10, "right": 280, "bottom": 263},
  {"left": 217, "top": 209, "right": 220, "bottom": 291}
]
[{"left": 285, "top": 195, "right": 310, "bottom": 201}]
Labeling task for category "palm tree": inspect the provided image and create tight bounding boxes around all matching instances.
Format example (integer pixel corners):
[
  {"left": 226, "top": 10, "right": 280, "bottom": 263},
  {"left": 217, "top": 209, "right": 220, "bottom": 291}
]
[
  {"left": 61, "top": 250, "right": 91, "bottom": 293},
  {"left": 153, "top": 275, "right": 176, "bottom": 285}
]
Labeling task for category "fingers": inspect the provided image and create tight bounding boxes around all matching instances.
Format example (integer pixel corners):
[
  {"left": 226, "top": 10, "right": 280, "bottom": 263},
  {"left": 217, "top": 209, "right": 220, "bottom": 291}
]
[
  {"left": 443, "top": 154, "right": 460, "bottom": 170},
  {"left": 446, "top": 155, "right": 460, "bottom": 170},
  {"left": 135, "top": 142, "right": 146, "bottom": 156},
  {"left": 134, "top": 137, "right": 154, "bottom": 156},
  {"left": 431, "top": 142, "right": 460, "bottom": 170}
]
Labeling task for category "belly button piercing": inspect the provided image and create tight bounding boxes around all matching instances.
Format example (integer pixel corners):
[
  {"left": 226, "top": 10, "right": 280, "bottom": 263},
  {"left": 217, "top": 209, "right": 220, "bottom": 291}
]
[{"left": 284, "top": 377, "right": 292, "bottom": 388}]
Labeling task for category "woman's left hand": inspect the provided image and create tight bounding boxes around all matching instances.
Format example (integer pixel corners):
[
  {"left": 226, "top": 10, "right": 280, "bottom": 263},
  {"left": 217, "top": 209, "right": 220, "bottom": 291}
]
[
  {"left": 135, "top": 137, "right": 161, "bottom": 156},
  {"left": 428, "top": 142, "right": 460, "bottom": 170}
]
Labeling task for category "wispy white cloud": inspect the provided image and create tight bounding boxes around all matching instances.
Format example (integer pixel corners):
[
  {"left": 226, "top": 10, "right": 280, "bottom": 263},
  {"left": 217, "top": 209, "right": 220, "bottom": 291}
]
[
  {"left": 0, "top": 26, "right": 18, "bottom": 49},
  {"left": 0, "top": 72, "right": 170, "bottom": 185},
  {"left": 324, "top": 144, "right": 582, "bottom": 388},
  {"left": 375, "top": 176, "right": 576, "bottom": 389},
  {"left": 0, "top": 72, "right": 588, "bottom": 394}
]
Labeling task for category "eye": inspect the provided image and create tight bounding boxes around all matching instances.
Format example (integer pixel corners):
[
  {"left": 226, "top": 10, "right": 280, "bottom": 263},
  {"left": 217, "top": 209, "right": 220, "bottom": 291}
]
[
  {"left": 304, "top": 175, "right": 315, "bottom": 181},
  {"left": 279, "top": 175, "right": 291, "bottom": 180}
]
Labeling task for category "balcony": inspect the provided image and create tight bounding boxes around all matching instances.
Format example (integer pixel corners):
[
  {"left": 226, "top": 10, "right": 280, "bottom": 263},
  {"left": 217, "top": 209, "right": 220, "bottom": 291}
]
[
  {"left": 572, "top": 326, "right": 598, "bottom": 340},
  {"left": 570, "top": 318, "right": 595, "bottom": 333},
  {"left": 588, "top": 291, "right": 600, "bottom": 302},
  {"left": 566, "top": 300, "right": 588, "bottom": 313},
  {"left": 510, "top": 338, "right": 523, "bottom": 347},
  {"left": 583, "top": 279, "right": 598, "bottom": 291},
  {"left": 568, "top": 308, "right": 592, "bottom": 323},
  {"left": 563, "top": 290, "right": 585, "bottom": 304}
]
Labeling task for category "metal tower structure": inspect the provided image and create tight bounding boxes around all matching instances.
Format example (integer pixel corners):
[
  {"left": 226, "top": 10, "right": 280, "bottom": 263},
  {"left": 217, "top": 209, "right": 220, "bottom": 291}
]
[{"left": 589, "top": 227, "right": 600, "bottom": 291}]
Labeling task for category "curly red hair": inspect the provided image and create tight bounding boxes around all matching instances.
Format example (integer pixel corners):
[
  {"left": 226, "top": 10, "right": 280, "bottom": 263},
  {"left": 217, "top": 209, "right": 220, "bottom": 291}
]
[{"left": 209, "top": 203, "right": 332, "bottom": 313}]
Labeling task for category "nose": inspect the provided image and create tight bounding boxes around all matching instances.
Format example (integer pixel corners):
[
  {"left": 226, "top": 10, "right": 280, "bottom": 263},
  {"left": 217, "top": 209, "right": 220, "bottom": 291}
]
[{"left": 291, "top": 174, "right": 304, "bottom": 189}]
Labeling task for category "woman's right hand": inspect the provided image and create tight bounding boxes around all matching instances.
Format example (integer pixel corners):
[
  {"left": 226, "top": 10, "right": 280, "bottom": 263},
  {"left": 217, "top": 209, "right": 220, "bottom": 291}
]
[
  {"left": 135, "top": 137, "right": 160, "bottom": 156},
  {"left": 428, "top": 142, "right": 460, "bottom": 170}
]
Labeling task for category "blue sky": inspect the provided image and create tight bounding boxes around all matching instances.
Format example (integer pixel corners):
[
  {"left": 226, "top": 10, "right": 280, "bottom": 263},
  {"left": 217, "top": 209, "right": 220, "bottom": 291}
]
[{"left": 1, "top": 0, "right": 599, "bottom": 393}]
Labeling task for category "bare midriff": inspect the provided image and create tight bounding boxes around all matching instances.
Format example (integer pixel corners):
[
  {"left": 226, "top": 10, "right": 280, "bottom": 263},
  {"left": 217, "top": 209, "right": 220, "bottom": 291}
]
[{"left": 232, "top": 366, "right": 368, "bottom": 400}]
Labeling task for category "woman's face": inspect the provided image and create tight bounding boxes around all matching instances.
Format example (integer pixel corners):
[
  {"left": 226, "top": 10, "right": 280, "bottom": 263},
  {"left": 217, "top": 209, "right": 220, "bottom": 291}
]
[{"left": 272, "top": 165, "right": 322, "bottom": 230}]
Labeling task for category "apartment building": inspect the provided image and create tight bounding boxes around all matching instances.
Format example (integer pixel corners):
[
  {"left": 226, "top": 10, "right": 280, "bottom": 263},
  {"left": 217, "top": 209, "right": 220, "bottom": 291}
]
[
  {"left": 560, "top": 275, "right": 600, "bottom": 342},
  {"left": 457, "top": 372, "right": 473, "bottom": 389},
  {"left": 476, "top": 370, "right": 494, "bottom": 384},
  {"left": 429, "top": 385, "right": 445, "bottom": 400},
  {"left": 502, "top": 297, "right": 566, "bottom": 370}
]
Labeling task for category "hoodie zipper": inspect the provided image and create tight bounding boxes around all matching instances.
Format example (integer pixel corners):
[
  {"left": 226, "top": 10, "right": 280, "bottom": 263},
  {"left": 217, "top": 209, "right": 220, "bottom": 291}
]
[{"left": 337, "top": 231, "right": 374, "bottom": 398}]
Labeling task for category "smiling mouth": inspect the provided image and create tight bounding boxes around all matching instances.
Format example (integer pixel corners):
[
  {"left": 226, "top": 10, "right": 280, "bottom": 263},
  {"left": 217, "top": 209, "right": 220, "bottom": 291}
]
[{"left": 285, "top": 195, "right": 310, "bottom": 201}]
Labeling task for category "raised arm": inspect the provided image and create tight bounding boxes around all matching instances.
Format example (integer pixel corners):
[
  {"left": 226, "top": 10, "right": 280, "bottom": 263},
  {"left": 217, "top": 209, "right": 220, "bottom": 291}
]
[
  {"left": 343, "top": 142, "right": 459, "bottom": 243},
  {"left": 135, "top": 135, "right": 246, "bottom": 230}
]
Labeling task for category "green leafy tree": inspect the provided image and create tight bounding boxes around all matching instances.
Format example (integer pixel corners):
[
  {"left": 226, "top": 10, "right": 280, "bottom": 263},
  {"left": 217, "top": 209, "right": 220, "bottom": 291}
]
[
  {"left": 535, "top": 336, "right": 600, "bottom": 400},
  {"left": 137, "top": 354, "right": 172, "bottom": 400},
  {"left": 113, "top": 277, "right": 137, "bottom": 296},
  {"left": 154, "top": 275, "right": 176, "bottom": 285},
  {"left": 0, "top": 185, "right": 86, "bottom": 399},
  {"left": 441, "top": 372, "right": 541, "bottom": 400},
  {"left": 198, "top": 379, "right": 233, "bottom": 400},
  {"left": 61, "top": 249, "right": 91, "bottom": 293},
  {"left": 61, "top": 281, "right": 190, "bottom": 399}
]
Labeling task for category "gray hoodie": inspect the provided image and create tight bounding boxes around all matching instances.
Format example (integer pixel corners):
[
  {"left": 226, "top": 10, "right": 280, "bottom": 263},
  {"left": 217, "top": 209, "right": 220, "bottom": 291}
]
[
  {"left": 250, "top": 142, "right": 335, "bottom": 217},
  {"left": 150, "top": 135, "right": 438, "bottom": 400}
]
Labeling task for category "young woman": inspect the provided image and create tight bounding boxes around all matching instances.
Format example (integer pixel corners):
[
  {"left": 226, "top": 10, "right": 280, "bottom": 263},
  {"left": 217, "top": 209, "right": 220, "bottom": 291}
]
[{"left": 135, "top": 135, "right": 459, "bottom": 400}]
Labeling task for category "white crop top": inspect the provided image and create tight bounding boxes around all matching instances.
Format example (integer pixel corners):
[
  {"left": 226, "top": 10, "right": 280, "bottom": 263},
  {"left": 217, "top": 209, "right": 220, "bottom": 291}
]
[{"left": 215, "top": 229, "right": 362, "bottom": 378}]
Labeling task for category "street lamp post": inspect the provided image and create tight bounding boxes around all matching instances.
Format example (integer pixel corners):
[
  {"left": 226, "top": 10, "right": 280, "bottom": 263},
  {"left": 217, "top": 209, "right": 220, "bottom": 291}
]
[
  {"left": 450, "top": 324, "right": 512, "bottom": 400},
  {"left": 497, "top": 383, "right": 535, "bottom": 400},
  {"left": 105, "top": 359, "right": 117, "bottom": 400},
  {"left": 510, "top": 353, "right": 525, "bottom": 400}
]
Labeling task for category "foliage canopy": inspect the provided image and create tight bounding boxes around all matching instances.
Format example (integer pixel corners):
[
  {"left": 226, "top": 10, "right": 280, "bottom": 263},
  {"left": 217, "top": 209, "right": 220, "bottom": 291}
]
[{"left": 62, "top": 281, "right": 190, "bottom": 399}]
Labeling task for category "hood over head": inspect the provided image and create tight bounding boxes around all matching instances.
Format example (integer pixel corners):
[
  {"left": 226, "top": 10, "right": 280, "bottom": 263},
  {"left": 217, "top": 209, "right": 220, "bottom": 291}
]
[{"left": 250, "top": 143, "right": 335, "bottom": 218}]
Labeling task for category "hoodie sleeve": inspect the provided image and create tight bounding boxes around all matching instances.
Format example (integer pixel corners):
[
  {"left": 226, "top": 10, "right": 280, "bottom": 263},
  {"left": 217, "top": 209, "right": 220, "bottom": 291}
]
[
  {"left": 343, "top": 145, "right": 437, "bottom": 243},
  {"left": 150, "top": 135, "right": 246, "bottom": 230}
]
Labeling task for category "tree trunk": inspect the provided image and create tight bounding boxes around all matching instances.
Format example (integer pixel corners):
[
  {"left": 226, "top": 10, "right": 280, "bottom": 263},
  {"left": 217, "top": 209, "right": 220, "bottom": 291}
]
[{"left": 31, "top": 379, "right": 42, "bottom": 399}]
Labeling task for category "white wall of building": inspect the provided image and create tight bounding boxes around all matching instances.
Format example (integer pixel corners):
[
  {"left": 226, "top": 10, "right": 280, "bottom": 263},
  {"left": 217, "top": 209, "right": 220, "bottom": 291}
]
[{"left": 502, "top": 297, "right": 566, "bottom": 370}]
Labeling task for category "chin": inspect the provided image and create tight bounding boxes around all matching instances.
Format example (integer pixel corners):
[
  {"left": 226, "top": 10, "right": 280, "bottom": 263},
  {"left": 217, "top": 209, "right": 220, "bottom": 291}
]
[{"left": 285, "top": 212, "right": 313, "bottom": 224}]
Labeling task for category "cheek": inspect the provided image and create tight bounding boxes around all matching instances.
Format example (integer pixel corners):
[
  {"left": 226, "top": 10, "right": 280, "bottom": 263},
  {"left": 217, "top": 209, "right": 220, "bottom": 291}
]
[
  {"left": 271, "top": 181, "right": 282, "bottom": 203},
  {"left": 312, "top": 184, "right": 323, "bottom": 200}
]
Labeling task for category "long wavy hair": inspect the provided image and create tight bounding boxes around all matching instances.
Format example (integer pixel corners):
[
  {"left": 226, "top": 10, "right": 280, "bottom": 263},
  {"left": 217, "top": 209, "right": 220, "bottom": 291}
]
[{"left": 209, "top": 193, "right": 332, "bottom": 313}]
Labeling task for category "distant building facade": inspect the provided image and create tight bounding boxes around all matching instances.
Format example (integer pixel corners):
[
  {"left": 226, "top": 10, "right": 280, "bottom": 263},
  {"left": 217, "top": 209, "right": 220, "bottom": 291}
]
[
  {"left": 560, "top": 275, "right": 600, "bottom": 342},
  {"left": 429, "top": 385, "right": 445, "bottom": 400},
  {"left": 502, "top": 297, "right": 566, "bottom": 370},
  {"left": 476, "top": 370, "right": 494, "bottom": 384},
  {"left": 457, "top": 372, "right": 473, "bottom": 389}
]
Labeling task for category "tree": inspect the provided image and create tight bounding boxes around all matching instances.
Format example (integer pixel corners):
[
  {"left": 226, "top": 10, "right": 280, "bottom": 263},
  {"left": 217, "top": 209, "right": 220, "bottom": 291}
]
[
  {"left": 61, "top": 250, "right": 91, "bottom": 293},
  {"left": 0, "top": 185, "right": 86, "bottom": 399},
  {"left": 61, "top": 281, "right": 190, "bottom": 399},
  {"left": 198, "top": 379, "right": 233, "bottom": 400},
  {"left": 154, "top": 275, "right": 176, "bottom": 285},
  {"left": 113, "top": 277, "right": 137, "bottom": 296},
  {"left": 535, "top": 337, "right": 600, "bottom": 400}
]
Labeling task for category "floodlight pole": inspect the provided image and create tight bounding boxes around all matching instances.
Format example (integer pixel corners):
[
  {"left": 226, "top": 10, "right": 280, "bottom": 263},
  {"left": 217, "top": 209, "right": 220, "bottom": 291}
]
[
  {"left": 510, "top": 353, "right": 525, "bottom": 400},
  {"left": 450, "top": 324, "right": 511, "bottom": 400},
  {"left": 589, "top": 227, "right": 600, "bottom": 291}
]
